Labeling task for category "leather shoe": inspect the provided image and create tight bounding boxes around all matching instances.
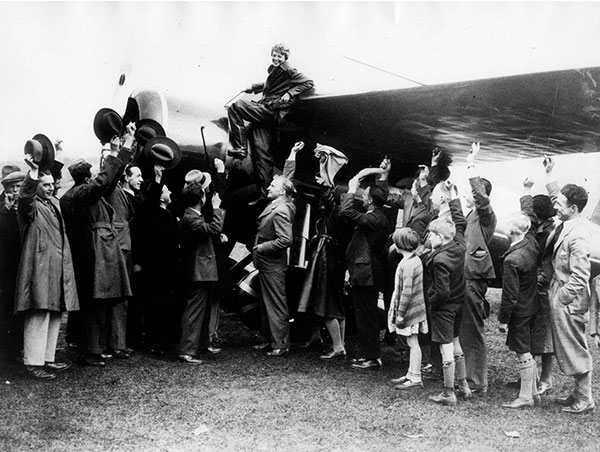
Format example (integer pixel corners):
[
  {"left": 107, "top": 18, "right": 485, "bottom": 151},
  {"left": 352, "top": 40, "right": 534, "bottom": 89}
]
[
  {"left": 537, "top": 381, "right": 553, "bottom": 396},
  {"left": 227, "top": 148, "right": 248, "bottom": 159},
  {"left": 501, "top": 397, "right": 534, "bottom": 409},
  {"left": 429, "top": 390, "right": 457, "bottom": 406},
  {"left": 266, "top": 348, "right": 289, "bottom": 357},
  {"left": 556, "top": 394, "right": 576, "bottom": 406},
  {"left": 319, "top": 350, "right": 346, "bottom": 360},
  {"left": 562, "top": 400, "right": 596, "bottom": 414},
  {"left": 44, "top": 361, "right": 72, "bottom": 372},
  {"left": 26, "top": 366, "right": 56, "bottom": 380},
  {"left": 178, "top": 354, "right": 203, "bottom": 364},
  {"left": 391, "top": 375, "right": 409, "bottom": 384},
  {"left": 206, "top": 345, "right": 222, "bottom": 355},
  {"left": 252, "top": 342, "right": 270, "bottom": 351},
  {"left": 113, "top": 350, "right": 130, "bottom": 360},
  {"left": 394, "top": 380, "right": 423, "bottom": 390},
  {"left": 351, "top": 358, "right": 382, "bottom": 370},
  {"left": 82, "top": 354, "right": 106, "bottom": 367}
]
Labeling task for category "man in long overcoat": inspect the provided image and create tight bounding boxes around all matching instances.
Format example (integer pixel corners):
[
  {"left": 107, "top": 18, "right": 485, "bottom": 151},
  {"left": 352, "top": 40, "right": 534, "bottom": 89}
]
[
  {"left": 544, "top": 157, "right": 594, "bottom": 414},
  {"left": 15, "top": 156, "right": 79, "bottom": 379},
  {"left": 0, "top": 168, "right": 25, "bottom": 361},
  {"left": 60, "top": 129, "right": 134, "bottom": 366}
]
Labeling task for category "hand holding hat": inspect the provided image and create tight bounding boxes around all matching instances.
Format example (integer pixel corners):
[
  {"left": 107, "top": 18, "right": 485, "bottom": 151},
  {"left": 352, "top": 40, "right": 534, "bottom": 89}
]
[{"left": 24, "top": 133, "right": 55, "bottom": 172}]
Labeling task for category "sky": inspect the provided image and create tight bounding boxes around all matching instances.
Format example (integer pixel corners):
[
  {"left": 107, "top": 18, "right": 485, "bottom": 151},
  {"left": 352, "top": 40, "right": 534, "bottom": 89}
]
[{"left": 2, "top": 1, "right": 600, "bottom": 164}]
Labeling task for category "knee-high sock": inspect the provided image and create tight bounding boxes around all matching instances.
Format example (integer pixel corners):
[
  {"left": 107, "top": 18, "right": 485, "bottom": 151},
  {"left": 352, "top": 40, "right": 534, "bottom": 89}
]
[
  {"left": 454, "top": 353, "right": 467, "bottom": 382},
  {"left": 531, "top": 359, "right": 539, "bottom": 397},
  {"left": 443, "top": 360, "right": 455, "bottom": 391},
  {"left": 518, "top": 356, "right": 534, "bottom": 401}
]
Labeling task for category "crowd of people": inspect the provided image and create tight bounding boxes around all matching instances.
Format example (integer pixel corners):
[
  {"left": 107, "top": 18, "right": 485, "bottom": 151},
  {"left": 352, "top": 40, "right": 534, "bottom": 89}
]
[{"left": 0, "top": 43, "right": 599, "bottom": 418}]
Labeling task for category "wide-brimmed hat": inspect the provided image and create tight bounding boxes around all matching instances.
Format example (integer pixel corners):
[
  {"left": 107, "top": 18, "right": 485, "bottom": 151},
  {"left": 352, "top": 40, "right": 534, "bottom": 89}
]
[
  {"left": 94, "top": 108, "right": 123, "bottom": 144},
  {"left": 1, "top": 170, "right": 25, "bottom": 186},
  {"left": 144, "top": 136, "right": 181, "bottom": 170},
  {"left": 24, "top": 133, "right": 55, "bottom": 171},
  {"left": 135, "top": 118, "right": 166, "bottom": 148},
  {"left": 184, "top": 169, "right": 212, "bottom": 189}
]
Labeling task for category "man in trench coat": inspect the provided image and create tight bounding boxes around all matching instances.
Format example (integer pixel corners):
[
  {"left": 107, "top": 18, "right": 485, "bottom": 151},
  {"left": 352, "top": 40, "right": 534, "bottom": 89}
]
[
  {"left": 544, "top": 157, "right": 595, "bottom": 414},
  {"left": 60, "top": 127, "right": 134, "bottom": 366},
  {"left": 15, "top": 156, "right": 79, "bottom": 379}
]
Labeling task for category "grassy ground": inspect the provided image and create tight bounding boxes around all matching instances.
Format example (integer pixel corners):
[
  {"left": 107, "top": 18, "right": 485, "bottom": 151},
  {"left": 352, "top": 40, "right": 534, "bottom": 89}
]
[{"left": 1, "top": 288, "right": 599, "bottom": 452}]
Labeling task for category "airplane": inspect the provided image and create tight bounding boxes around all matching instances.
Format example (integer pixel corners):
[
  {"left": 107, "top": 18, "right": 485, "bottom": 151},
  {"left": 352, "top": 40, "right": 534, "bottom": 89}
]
[{"left": 101, "top": 65, "right": 600, "bottom": 333}]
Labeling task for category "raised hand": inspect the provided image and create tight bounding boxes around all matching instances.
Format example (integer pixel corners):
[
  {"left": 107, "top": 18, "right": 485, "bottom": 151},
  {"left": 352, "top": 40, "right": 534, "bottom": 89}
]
[
  {"left": 467, "top": 142, "right": 480, "bottom": 166},
  {"left": 543, "top": 154, "right": 554, "bottom": 174},
  {"left": 212, "top": 192, "right": 222, "bottom": 209},
  {"left": 291, "top": 141, "right": 305, "bottom": 153},
  {"left": 154, "top": 164, "right": 165, "bottom": 183},
  {"left": 214, "top": 158, "right": 225, "bottom": 174},
  {"left": 523, "top": 177, "right": 534, "bottom": 190}
]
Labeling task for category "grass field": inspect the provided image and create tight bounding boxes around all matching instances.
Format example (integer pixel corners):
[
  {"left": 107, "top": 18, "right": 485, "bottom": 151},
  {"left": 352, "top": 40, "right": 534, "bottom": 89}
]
[{"left": 1, "top": 288, "right": 599, "bottom": 452}]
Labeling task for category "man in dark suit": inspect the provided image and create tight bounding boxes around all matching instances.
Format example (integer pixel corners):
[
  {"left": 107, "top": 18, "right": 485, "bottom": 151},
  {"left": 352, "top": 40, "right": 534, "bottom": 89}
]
[
  {"left": 461, "top": 142, "right": 497, "bottom": 396},
  {"left": 252, "top": 174, "right": 296, "bottom": 356},
  {"left": 0, "top": 168, "right": 25, "bottom": 362},
  {"left": 177, "top": 184, "right": 225, "bottom": 364},
  {"left": 340, "top": 175, "right": 389, "bottom": 369}
]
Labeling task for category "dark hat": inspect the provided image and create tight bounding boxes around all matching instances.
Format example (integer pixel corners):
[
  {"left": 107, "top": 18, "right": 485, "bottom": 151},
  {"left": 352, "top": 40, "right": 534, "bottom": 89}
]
[
  {"left": 2, "top": 164, "right": 21, "bottom": 179},
  {"left": 144, "top": 136, "right": 181, "bottom": 170},
  {"left": 50, "top": 160, "right": 64, "bottom": 180},
  {"left": 135, "top": 119, "right": 166, "bottom": 148},
  {"left": 185, "top": 169, "right": 212, "bottom": 189},
  {"left": 24, "top": 133, "right": 55, "bottom": 171},
  {"left": 94, "top": 108, "right": 123, "bottom": 144},
  {"left": 1, "top": 170, "right": 25, "bottom": 186}
]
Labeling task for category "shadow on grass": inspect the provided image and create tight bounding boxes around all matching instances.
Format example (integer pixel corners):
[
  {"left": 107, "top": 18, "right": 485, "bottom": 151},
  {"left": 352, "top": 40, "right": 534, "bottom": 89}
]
[{"left": 1, "top": 289, "right": 599, "bottom": 452}]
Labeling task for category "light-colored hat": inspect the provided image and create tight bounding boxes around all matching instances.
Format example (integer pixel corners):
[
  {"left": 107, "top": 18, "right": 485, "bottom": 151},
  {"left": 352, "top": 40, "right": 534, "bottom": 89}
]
[{"left": 184, "top": 169, "right": 212, "bottom": 189}]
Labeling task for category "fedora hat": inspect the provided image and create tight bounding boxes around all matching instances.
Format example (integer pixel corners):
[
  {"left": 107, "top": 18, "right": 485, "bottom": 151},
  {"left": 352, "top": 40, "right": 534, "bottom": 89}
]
[
  {"left": 24, "top": 133, "right": 55, "bottom": 171},
  {"left": 135, "top": 119, "right": 166, "bottom": 148},
  {"left": 185, "top": 169, "right": 212, "bottom": 190},
  {"left": 94, "top": 108, "right": 123, "bottom": 144},
  {"left": 144, "top": 136, "right": 181, "bottom": 170}
]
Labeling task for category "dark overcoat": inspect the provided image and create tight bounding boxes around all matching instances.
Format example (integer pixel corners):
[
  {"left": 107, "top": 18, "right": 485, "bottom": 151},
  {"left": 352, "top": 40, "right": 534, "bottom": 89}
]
[
  {"left": 340, "top": 193, "right": 389, "bottom": 290},
  {"left": 60, "top": 148, "right": 133, "bottom": 300}
]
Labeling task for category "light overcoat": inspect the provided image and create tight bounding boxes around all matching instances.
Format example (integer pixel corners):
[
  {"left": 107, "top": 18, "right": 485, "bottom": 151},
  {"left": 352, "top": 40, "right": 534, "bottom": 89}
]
[
  {"left": 15, "top": 174, "right": 79, "bottom": 313},
  {"left": 546, "top": 181, "right": 592, "bottom": 375}
]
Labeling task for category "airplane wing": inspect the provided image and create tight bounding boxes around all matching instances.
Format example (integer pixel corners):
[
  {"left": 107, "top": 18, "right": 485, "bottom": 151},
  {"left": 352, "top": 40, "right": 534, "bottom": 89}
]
[{"left": 284, "top": 66, "right": 600, "bottom": 173}]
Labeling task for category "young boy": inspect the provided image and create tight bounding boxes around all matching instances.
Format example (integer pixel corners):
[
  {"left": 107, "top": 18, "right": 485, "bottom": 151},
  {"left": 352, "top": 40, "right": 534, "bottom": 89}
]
[
  {"left": 426, "top": 182, "right": 470, "bottom": 405},
  {"left": 498, "top": 187, "right": 540, "bottom": 408}
]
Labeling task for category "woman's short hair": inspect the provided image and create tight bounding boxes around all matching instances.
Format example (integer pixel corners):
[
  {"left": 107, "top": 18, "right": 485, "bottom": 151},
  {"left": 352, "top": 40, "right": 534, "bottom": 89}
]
[{"left": 271, "top": 43, "right": 290, "bottom": 60}]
